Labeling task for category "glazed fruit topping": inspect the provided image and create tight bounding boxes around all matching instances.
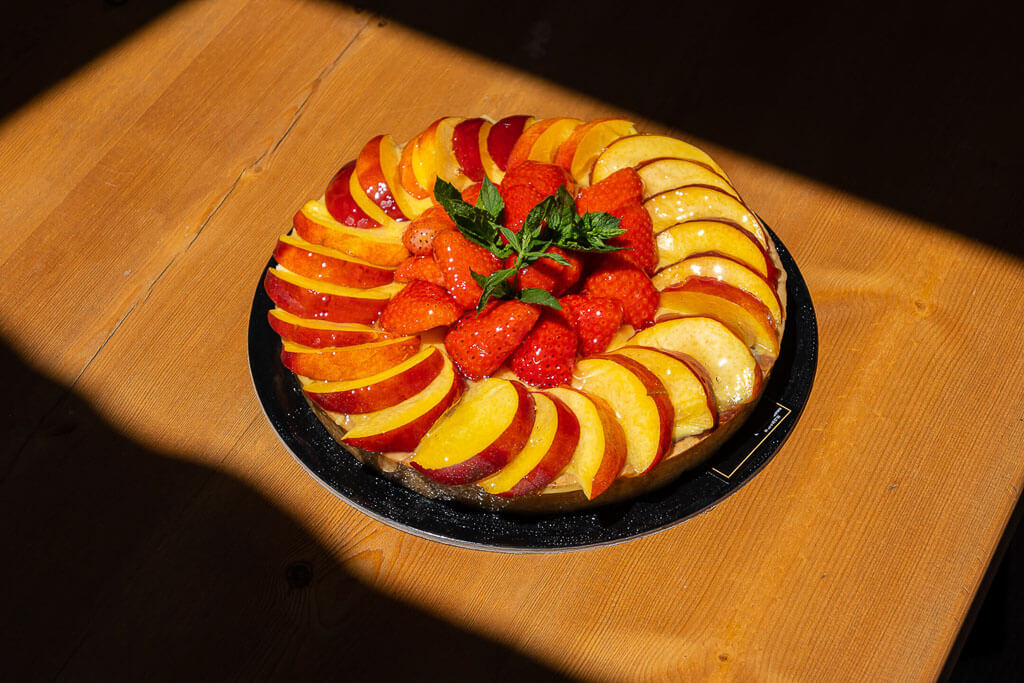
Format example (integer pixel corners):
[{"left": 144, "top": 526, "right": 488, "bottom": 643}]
[
  {"left": 444, "top": 300, "right": 540, "bottom": 380},
  {"left": 558, "top": 294, "right": 624, "bottom": 355},
  {"left": 379, "top": 281, "right": 464, "bottom": 335},
  {"left": 509, "top": 310, "right": 578, "bottom": 388}
]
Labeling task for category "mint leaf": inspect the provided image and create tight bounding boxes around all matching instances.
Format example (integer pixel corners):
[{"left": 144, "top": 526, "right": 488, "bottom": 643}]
[
  {"left": 535, "top": 250, "right": 570, "bottom": 266},
  {"left": 519, "top": 288, "right": 562, "bottom": 310},
  {"left": 471, "top": 267, "right": 515, "bottom": 311},
  {"left": 476, "top": 177, "right": 504, "bottom": 220},
  {"left": 434, "top": 178, "right": 501, "bottom": 251}
]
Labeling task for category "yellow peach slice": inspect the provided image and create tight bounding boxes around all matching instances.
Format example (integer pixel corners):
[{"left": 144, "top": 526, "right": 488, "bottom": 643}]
[
  {"left": 636, "top": 158, "right": 738, "bottom": 199},
  {"left": 655, "top": 220, "right": 772, "bottom": 276},
  {"left": 591, "top": 134, "right": 730, "bottom": 185},
  {"left": 545, "top": 387, "right": 627, "bottom": 499},
  {"left": 644, "top": 186, "right": 767, "bottom": 248},
  {"left": 654, "top": 255, "right": 783, "bottom": 327},
  {"left": 293, "top": 199, "right": 408, "bottom": 267}
]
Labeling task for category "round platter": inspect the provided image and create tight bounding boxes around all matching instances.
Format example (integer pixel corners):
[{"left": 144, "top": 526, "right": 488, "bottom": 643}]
[{"left": 249, "top": 225, "right": 817, "bottom": 553}]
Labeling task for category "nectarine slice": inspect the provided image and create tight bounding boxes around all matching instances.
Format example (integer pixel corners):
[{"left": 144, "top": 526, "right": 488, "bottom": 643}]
[
  {"left": 545, "top": 387, "right": 627, "bottom": 499},
  {"left": 303, "top": 346, "right": 444, "bottom": 414},
  {"left": 349, "top": 159, "right": 394, "bottom": 225},
  {"left": 644, "top": 186, "right": 767, "bottom": 248},
  {"left": 281, "top": 336, "right": 420, "bottom": 381},
  {"left": 660, "top": 279, "right": 780, "bottom": 367},
  {"left": 478, "top": 392, "right": 579, "bottom": 497},
  {"left": 523, "top": 117, "right": 584, "bottom": 165},
  {"left": 434, "top": 116, "right": 472, "bottom": 190},
  {"left": 625, "top": 317, "right": 762, "bottom": 415},
  {"left": 293, "top": 199, "right": 408, "bottom": 267},
  {"left": 341, "top": 355, "right": 462, "bottom": 453},
  {"left": 655, "top": 220, "right": 772, "bottom": 277},
  {"left": 654, "top": 254, "right": 783, "bottom": 327},
  {"left": 612, "top": 346, "right": 717, "bottom": 439},
  {"left": 274, "top": 233, "right": 396, "bottom": 288},
  {"left": 486, "top": 115, "right": 534, "bottom": 173},
  {"left": 412, "top": 378, "right": 536, "bottom": 485},
  {"left": 636, "top": 158, "right": 738, "bottom": 200},
  {"left": 591, "top": 134, "right": 731, "bottom": 185},
  {"left": 572, "top": 356, "right": 674, "bottom": 474},
  {"left": 557, "top": 118, "right": 637, "bottom": 186},
  {"left": 505, "top": 118, "right": 559, "bottom": 169},
  {"left": 264, "top": 266, "right": 403, "bottom": 324},
  {"left": 356, "top": 135, "right": 409, "bottom": 221},
  {"left": 268, "top": 309, "right": 390, "bottom": 348}
]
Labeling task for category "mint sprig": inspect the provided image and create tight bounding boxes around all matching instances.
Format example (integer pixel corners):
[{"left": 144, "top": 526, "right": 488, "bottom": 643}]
[{"left": 434, "top": 176, "right": 625, "bottom": 310}]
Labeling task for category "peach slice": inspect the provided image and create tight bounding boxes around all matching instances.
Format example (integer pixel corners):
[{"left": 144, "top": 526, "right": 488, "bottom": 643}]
[
  {"left": 505, "top": 118, "right": 559, "bottom": 169},
  {"left": 477, "top": 392, "right": 579, "bottom": 497},
  {"left": 398, "top": 119, "right": 441, "bottom": 200},
  {"left": 292, "top": 199, "right": 409, "bottom": 267},
  {"left": 591, "top": 134, "right": 731, "bottom": 185},
  {"left": 323, "top": 161, "right": 381, "bottom": 229},
  {"left": 356, "top": 135, "right": 409, "bottom": 221},
  {"left": 268, "top": 309, "right": 390, "bottom": 348},
  {"left": 572, "top": 356, "right": 674, "bottom": 475},
  {"left": 612, "top": 346, "right": 717, "bottom": 439},
  {"left": 555, "top": 118, "right": 637, "bottom": 186},
  {"left": 273, "top": 233, "right": 396, "bottom": 288},
  {"left": 546, "top": 387, "right": 628, "bottom": 499},
  {"left": 625, "top": 316, "right": 762, "bottom": 415},
  {"left": 303, "top": 346, "right": 444, "bottom": 414},
  {"left": 521, "top": 117, "right": 584, "bottom": 165},
  {"left": 655, "top": 220, "right": 773, "bottom": 278},
  {"left": 486, "top": 115, "right": 534, "bottom": 174},
  {"left": 341, "top": 354, "right": 463, "bottom": 453},
  {"left": 377, "top": 135, "right": 434, "bottom": 219},
  {"left": 263, "top": 267, "right": 403, "bottom": 324},
  {"left": 349, "top": 159, "right": 394, "bottom": 225},
  {"left": 451, "top": 117, "right": 490, "bottom": 183},
  {"left": 654, "top": 254, "right": 783, "bottom": 327},
  {"left": 280, "top": 336, "right": 420, "bottom": 381},
  {"left": 433, "top": 116, "right": 471, "bottom": 190},
  {"left": 636, "top": 158, "right": 738, "bottom": 200},
  {"left": 660, "top": 279, "right": 780, "bottom": 367},
  {"left": 477, "top": 119, "right": 505, "bottom": 184},
  {"left": 644, "top": 185, "right": 767, "bottom": 248},
  {"left": 411, "top": 378, "right": 536, "bottom": 485}
]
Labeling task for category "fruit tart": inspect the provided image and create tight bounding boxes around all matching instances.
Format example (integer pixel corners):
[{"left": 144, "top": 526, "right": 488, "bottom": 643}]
[{"left": 263, "top": 116, "right": 787, "bottom": 513}]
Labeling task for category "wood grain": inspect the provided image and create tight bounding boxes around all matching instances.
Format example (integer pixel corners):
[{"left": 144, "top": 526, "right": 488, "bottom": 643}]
[{"left": 3, "top": 1, "right": 1024, "bottom": 680}]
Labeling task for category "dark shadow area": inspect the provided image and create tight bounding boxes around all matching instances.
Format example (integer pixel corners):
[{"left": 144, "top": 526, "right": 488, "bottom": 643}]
[{"left": 0, "top": 337, "right": 571, "bottom": 681}]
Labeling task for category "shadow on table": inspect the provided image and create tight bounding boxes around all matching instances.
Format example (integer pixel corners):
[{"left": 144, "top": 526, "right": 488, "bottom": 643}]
[{"left": 0, "top": 338, "right": 569, "bottom": 681}]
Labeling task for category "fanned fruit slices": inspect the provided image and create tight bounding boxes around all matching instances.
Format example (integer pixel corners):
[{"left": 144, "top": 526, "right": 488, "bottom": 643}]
[{"left": 262, "top": 114, "right": 787, "bottom": 513}]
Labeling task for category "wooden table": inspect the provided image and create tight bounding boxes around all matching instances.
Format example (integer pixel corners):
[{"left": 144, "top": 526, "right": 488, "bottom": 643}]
[{"left": 3, "top": 1, "right": 1023, "bottom": 680}]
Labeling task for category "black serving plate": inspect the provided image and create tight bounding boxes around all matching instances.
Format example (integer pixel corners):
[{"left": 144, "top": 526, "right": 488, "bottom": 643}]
[{"left": 248, "top": 226, "right": 817, "bottom": 552}]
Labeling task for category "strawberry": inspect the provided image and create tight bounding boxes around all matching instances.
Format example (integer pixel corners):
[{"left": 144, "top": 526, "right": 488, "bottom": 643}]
[
  {"left": 502, "top": 160, "right": 574, "bottom": 198},
  {"left": 378, "top": 281, "right": 464, "bottom": 335},
  {"left": 402, "top": 206, "right": 454, "bottom": 255},
  {"left": 510, "top": 311, "right": 578, "bottom": 388},
  {"left": 576, "top": 168, "right": 644, "bottom": 215},
  {"left": 500, "top": 183, "right": 546, "bottom": 232},
  {"left": 584, "top": 261, "right": 659, "bottom": 329},
  {"left": 559, "top": 294, "right": 624, "bottom": 355},
  {"left": 432, "top": 230, "right": 503, "bottom": 308},
  {"left": 503, "top": 246, "right": 582, "bottom": 295},
  {"left": 609, "top": 204, "right": 657, "bottom": 275},
  {"left": 394, "top": 255, "right": 445, "bottom": 287},
  {"left": 444, "top": 301, "right": 540, "bottom": 380},
  {"left": 461, "top": 181, "right": 482, "bottom": 206}
]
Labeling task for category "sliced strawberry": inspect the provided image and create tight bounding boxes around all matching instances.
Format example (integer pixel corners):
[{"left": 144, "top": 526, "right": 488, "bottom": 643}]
[
  {"left": 510, "top": 311, "right": 578, "bottom": 388},
  {"left": 432, "top": 230, "right": 503, "bottom": 308},
  {"left": 444, "top": 301, "right": 540, "bottom": 380},
  {"left": 559, "top": 294, "right": 624, "bottom": 355},
  {"left": 378, "top": 281, "right": 464, "bottom": 335},
  {"left": 394, "top": 255, "right": 445, "bottom": 287},
  {"left": 500, "top": 183, "right": 545, "bottom": 232},
  {"left": 402, "top": 206, "right": 454, "bottom": 255},
  {"left": 609, "top": 204, "right": 657, "bottom": 275},
  {"left": 576, "top": 167, "right": 644, "bottom": 215},
  {"left": 501, "top": 160, "right": 574, "bottom": 199},
  {"left": 584, "top": 261, "right": 659, "bottom": 329},
  {"left": 504, "top": 247, "right": 582, "bottom": 296}
]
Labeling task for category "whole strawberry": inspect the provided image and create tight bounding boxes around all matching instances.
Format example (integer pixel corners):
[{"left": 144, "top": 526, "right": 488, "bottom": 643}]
[
  {"left": 394, "top": 255, "right": 445, "bottom": 287},
  {"left": 403, "top": 206, "right": 454, "bottom": 255},
  {"left": 609, "top": 204, "right": 657, "bottom": 275},
  {"left": 576, "top": 168, "right": 644, "bottom": 215},
  {"left": 503, "top": 246, "right": 582, "bottom": 295},
  {"left": 502, "top": 160, "right": 574, "bottom": 199},
  {"left": 559, "top": 294, "right": 624, "bottom": 355},
  {"left": 432, "top": 230, "right": 502, "bottom": 308},
  {"left": 444, "top": 301, "right": 541, "bottom": 380},
  {"left": 584, "top": 261, "right": 659, "bottom": 329},
  {"left": 510, "top": 311, "right": 578, "bottom": 388},
  {"left": 379, "top": 281, "right": 464, "bottom": 335}
]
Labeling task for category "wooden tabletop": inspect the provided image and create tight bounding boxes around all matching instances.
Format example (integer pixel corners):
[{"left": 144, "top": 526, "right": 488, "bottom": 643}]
[{"left": 4, "top": 1, "right": 1024, "bottom": 680}]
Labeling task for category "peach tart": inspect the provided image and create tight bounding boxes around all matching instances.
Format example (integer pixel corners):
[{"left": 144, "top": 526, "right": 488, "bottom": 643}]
[{"left": 263, "top": 116, "right": 787, "bottom": 513}]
